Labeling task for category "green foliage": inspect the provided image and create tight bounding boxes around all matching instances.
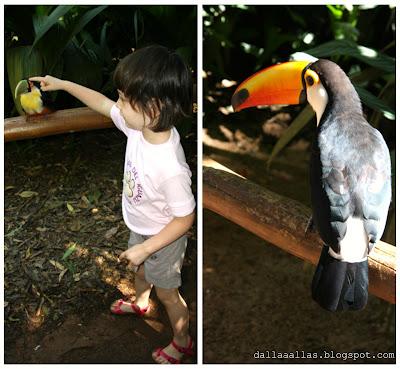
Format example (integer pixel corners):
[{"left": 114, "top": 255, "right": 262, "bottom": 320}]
[
  {"left": 6, "top": 5, "right": 108, "bottom": 116},
  {"left": 30, "top": 5, "right": 74, "bottom": 51},
  {"left": 204, "top": 5, "right": 395, "bottom": 165},
  {"left": 355, "top": 85, "right": 394, "bottom": 121},
  {"left": 268, "top": 106, "right": 314, "bottom": 169},
  {"left": 62, "top": 243, "right": 77, "bottom": 261},
  {"left": 6, "top": 46, "right": 43, "bottom": 115},
  {"left": 304, "top": 40, "right": 395, "bottom": 73},
  {"left": 5, "top": 5, "right": 197, "bottom": 118}
]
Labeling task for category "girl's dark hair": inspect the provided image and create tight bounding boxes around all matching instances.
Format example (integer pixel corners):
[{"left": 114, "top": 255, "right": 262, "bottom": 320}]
[{"left": 114, "top": 45, "right": 193, "bottom": 132}]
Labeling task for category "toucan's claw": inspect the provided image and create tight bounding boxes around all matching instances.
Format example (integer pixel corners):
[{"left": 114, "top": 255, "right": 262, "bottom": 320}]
[{"left": 305, "top": 216, "right": 316, "bottom": 236}]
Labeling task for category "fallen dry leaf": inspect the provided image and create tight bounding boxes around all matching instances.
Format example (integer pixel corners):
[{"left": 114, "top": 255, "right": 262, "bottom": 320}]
[{"left": 105, "top": 226, "right": 119, "bottom": 239}]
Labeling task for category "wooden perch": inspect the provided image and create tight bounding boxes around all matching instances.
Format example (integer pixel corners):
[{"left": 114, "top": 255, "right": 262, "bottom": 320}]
[
  {"left": 4, "top": 107, "right": 114, "bottom": 142},
  {"left": 203, "top": 160, "right": 396, "bottom": 304}
]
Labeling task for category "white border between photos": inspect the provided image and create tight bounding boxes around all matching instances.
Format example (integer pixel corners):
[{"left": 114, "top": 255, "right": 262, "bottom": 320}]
[
  {"left": 396, "top": 3, "right": 399, "bottom": 367},
  {"left": 196, "top": 3, "right": 204, "bottom": 366},
  {"left": 1, "top": 1, "right": 5, "bottom": 367}
]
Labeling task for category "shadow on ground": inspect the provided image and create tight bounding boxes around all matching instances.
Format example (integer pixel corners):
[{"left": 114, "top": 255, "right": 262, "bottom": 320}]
[{"left": 203, "top": 210, "right": 395, "bottom": 364}]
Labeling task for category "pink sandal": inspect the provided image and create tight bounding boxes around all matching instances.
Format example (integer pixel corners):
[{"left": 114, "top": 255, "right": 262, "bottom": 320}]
[
  {"left": 153, "top": 337, "right": 194, "bottom": 364},
  {"left": 110, "top": 299, "right": 149, "bottom": 316}
]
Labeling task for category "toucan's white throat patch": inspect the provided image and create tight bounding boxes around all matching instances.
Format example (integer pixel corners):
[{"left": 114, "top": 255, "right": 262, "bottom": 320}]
[{"left": 307, "top": 83, "right": 328, "bottom": 126}]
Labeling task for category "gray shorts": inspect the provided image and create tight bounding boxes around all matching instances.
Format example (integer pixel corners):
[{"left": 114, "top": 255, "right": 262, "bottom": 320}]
[{"left": 128, "top": 231, "right": 187, "bottom": 289}]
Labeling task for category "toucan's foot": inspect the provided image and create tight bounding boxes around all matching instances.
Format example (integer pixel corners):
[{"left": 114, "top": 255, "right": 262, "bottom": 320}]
[
  {"left": 25, "top": 111, "right": 53, "bottom": 122},
  {"left": 305, "top": 216, "right": 316, "bottom": 236},
  {"left": 311, "top": 245, "right": 369, "bottom": 312},
  {"left": 25, "top": 114, "right": 41, "bottom": 122}
]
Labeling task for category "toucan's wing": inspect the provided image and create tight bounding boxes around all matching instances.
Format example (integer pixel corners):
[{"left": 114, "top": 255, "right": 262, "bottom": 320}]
[
  {"left": 320, "top": 157, "right": 351, "bottom": 252},
  {"left": 319, "top": 126, "right": 391, "bottom": 254},
  {"left": 361, "top": 131, "right": 392, "bottom": 251}
]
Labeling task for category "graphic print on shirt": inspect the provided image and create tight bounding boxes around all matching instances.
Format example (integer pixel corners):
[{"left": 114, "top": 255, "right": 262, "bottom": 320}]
[{"left": 123, "top": 160, "right": 143, "bottom": 205}]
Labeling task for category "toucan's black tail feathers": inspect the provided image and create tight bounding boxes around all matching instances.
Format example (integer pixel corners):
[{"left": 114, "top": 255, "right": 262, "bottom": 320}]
[{"left": 311, "top": 245, "right": 368, "bottom": 312}]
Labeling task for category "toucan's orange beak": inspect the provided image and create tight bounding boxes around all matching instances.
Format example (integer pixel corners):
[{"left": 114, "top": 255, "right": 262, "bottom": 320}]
[{"left": 231, "top": 61, "right": 311, "bottom": 112}]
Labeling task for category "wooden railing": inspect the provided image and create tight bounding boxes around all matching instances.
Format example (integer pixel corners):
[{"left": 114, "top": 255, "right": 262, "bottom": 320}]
[
  {"left": 203, "top": 159, "right": 395, "bottom": 304},
  {"left": 4, "top": 107, "right": 113, "bottom": 142}
]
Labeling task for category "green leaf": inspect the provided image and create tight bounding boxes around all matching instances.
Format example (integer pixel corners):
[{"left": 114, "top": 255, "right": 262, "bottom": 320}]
[
  {"left": 354, "top": 85, "right": 395, "bottom": 120},
  {"left": 100, "top": 21, "right": 112, "bottom": 65},
  {"left": 18, "top": 191, "right": 39, "bottom": 198},
  {"left": 62, "top": 42, "right": 103, "bottom": 91},
  {"left": 267, "top": 105, "right": 315, "bottom": 169},
  {"left": 66, "top": 202, "right": 75, "bottom": 212},
  {"left": 6, "top": 46, "right": 43, "bottom": 115},
  {"left": 134, "top": 10, "right": 139, "bottom": 46},
  {"left": 68, "top": 5, "right": 108, "bottom": 42},
  {"left": 327, "top": 5, "right": 344, "bottom": 20},
  {"left": 349, "top": 67, "right": 384, "bottom": 84},
  {"left": 35, "top": 5, "right": 54, "bottom": 17},
  {"left": 305, "top": 40, "right": 395, "bottom": 73},
  {"left": 32, "top": 14, "right": 47, "bottom": 37},
  {"left": 88, "top": 189, "right": 101, "bottom": 204},
  {"left": 30, "top": 5, "right": 74, "bottom": 51},
  {"left": 47, "top": 5, "right": 108, "bottom": 72},
  {"left": 62, "top": 243, "right": 77, "bottom": 261}
]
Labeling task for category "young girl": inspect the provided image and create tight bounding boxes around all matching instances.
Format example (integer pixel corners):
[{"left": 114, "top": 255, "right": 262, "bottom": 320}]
[{"left": 30, "top": 45, "right": 196, "bottom": 364}]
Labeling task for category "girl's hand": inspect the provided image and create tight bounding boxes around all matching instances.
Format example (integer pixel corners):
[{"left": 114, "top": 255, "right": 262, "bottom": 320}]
[
  {"left": 119, "top": 243, "right": 151, "bottom": 267},
  {"left": 29, "top": 75, "right": 65, "bottom": 92}
]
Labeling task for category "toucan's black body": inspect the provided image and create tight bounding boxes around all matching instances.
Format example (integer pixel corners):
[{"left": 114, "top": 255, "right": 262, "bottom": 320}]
[
  {"left": 29, "top": 80, "right": 54, "bottom": 110},
  {"left": 308, "top": 60, "right": 391, "bottom": 311}
]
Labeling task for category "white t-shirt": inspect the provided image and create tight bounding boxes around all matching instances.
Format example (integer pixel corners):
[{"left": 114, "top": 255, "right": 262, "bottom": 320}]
[{"left": 110, "top": 104, "right": 196, "bottom": 235}]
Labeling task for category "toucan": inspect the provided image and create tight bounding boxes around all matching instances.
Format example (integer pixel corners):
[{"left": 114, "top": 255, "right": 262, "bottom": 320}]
[
  {"left": 15, "top": 79, "right": 54, "bottom": 117},
  {"left": 231, "top": 59, "right": 391, "bottom": 312}
]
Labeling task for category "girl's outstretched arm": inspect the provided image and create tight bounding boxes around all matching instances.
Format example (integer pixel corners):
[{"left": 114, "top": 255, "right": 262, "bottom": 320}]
[{"left": 29, "top": 75, "right": 115, "bottom": 118}]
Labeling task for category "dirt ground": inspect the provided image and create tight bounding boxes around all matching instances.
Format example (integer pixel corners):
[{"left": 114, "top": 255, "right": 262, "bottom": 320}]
[
  {"left": 203, "top": 210, "right": 395, "bottom": 364},
  {"left": 4, "top": 128, "right": 197, "bottom": 364}
]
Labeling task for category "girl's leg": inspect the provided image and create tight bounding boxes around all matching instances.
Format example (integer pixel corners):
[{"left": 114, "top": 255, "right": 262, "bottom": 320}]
[
  {"left": 110, "top": 264, "right": 153, "bottom": 312},
  {"left": 134, "top": 264, "right": 153, "bottom": 308},
  {"left": 152, "top": 287, "right": 191, "bottom": 363}
]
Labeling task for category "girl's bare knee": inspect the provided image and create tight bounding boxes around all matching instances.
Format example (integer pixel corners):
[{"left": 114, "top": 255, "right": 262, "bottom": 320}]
[
  {"left": 135, "top": 264, "right": 145, "bottom": 280},
  {"left": 155, "top": 287, "right": 179, "bottom": 305}
]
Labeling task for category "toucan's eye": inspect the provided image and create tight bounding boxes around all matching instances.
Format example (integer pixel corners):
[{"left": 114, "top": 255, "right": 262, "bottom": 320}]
[{"left": 305, "top": 69, "right": 320, "bottom": 87}]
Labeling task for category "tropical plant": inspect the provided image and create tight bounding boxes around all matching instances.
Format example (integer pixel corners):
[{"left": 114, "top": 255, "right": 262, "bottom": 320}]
[
  {"left": 203, "top": 5, "right": 395, "bottom": 162},
  {"left": 6, "top": 5, "right": 108, "bottom": 115},
  {"left": 5, "top": 5, "right": 197, "bottom": 117}
]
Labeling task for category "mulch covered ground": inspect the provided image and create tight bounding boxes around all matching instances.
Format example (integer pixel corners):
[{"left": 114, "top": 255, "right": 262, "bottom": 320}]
[{"left": 4, "top": 128, "right": 197, "bottom": 364}]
